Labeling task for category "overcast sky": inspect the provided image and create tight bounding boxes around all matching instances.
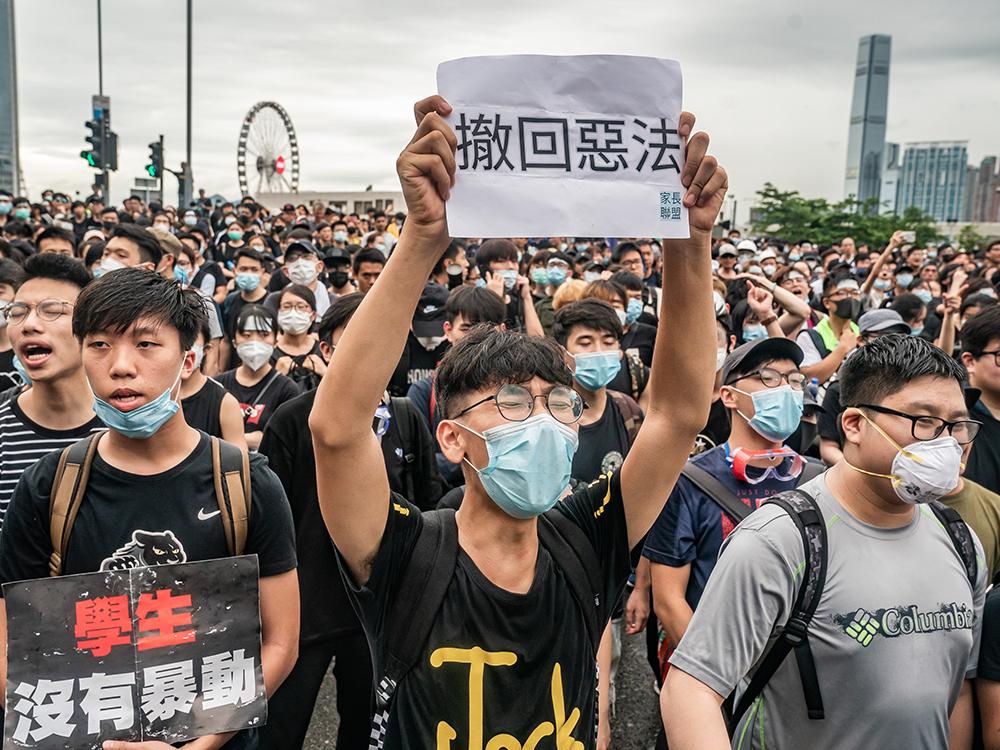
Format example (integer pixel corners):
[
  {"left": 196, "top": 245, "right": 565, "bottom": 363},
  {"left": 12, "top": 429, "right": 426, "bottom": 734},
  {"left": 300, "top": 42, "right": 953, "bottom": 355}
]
[{"left": 12, "top": 0, "right": 1000, "bottom": 221}]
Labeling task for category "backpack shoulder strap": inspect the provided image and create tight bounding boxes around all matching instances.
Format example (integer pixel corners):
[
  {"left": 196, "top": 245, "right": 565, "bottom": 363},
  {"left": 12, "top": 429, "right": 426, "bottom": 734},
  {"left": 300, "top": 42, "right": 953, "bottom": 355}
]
[
  {"left": 211, "top": 437, "right": 252, "bottom": 557},
  {"left": 681, "top": 461, "right": 751, "bottom": 524},
  {"left": 378, "top": 508, "right": 459, "bottom": 710},
  {"left": 538, "top": 509, "right": 604, "bottom": 652},
  {"left": 805, "top": 327, "right": 829, "bottom": 358},
  {"left": 49, "top": 432, "right": 104, "bottom": 576},
  {"left": 625, "top": 352, "right": 648, "bottom": 402},
  {"left": 390, "top": 397, "right": 417, "bottom": 503},
  {"left": 606, "top": 390, "right": 643, "bottom": 448},
  {"left": 730, "top": 488, "right": 827, "bottom": 730},
  {"left": 929, "top": 501, "right": 977, "bottom": 590}
]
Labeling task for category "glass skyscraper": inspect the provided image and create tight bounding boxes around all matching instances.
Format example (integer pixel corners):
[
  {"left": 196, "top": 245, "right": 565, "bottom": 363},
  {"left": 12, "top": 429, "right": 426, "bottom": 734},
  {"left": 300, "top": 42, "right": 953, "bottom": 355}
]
[
  {"left": 843, "top": 34, "right": 892, "bottom": 212},
  {"left": 0, "top": 0, "right": 19, "bottom": 195},
  {"left": 896, "top": 142, "right": 969, "bottom": 222}
]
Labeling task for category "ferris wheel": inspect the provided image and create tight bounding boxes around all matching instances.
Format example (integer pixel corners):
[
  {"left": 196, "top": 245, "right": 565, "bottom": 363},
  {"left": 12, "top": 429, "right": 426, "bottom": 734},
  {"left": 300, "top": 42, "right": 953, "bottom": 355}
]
[{"left": 236, "top": 101, "right": 300, "bottom": 195}]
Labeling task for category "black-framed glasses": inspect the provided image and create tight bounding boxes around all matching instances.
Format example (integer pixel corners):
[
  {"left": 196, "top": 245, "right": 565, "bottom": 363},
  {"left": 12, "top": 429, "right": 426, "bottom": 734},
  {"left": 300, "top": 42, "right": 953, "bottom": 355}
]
[
  {"left": 858, "top": 403, "right": 982, "bottom": 445},
  {"left": 728, "top": 367, "right": 807, "bottom": 391},
  {"left": 5, "top": 300, "right": 73, "bottom": 324},
  {"left": 978, "top": 350, "right": 1000, "bottom": 367},
  {"left": 452, "top": 383, "right": 585, "bottom": 425}
]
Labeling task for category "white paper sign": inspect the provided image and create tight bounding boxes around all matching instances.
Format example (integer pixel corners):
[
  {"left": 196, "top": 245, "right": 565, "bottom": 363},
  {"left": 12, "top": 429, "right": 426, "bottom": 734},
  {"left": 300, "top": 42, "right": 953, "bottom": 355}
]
[{"left": 436, "top": 55, "right": 688, "bottom": 239}]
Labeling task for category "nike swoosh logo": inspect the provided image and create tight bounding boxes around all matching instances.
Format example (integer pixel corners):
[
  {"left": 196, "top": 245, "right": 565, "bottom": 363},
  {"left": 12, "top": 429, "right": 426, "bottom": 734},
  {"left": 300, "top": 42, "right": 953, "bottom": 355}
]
[{"left": 198, "top": 508, "right": 222, "bottom": 521}]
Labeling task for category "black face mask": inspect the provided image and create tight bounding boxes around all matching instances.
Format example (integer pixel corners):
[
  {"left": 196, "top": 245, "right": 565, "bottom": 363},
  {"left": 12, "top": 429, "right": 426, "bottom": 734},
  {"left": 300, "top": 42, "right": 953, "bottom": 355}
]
[
  {"left": 834, "top": 297, "right": 861, "bottom": 321},
  {"left": 330, "top": 270, "right": 350, "bottom": 288}
]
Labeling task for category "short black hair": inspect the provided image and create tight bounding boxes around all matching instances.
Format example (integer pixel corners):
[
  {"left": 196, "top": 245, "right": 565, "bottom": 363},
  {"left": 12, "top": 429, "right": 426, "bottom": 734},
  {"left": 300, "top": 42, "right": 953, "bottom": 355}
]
[
  {"left": 609, "top": 270, "right": 643, "bottom": 293},
  {"left": 961, "top": 305, "right": 1000, "bottom": 356},
  {"left": 278, "top": 283, "right": 316, "bottom": 311},
  {"left": 613, "top": 241, "right": 642, "bottom": 264},
  {"left": 434, "top": 326, "right": 572, "bottom": 419},
  {"left": 840, "top": 333, "right": 966, "bottom": 407},
  {"left": 352, "top": 248, "right": 386, "bottom": 273},
  {"left": 889, "top": 293, "right": 926, "bottom": 325},
  {"left": 110, "top": 223, "right": 163, "bottom": 265},
  {"left": 445, "top": 285, "right": 506, "bottom": 326},
  {"left": 36, "top": 226, "right": 76, "bottom": 253},
  {"left": 0, "top": 258, "right": 25, "bottom": 289},
  {"left": 475, "top": 239, "right": 518, "bottom": 272},
  {"left": 233, "top": 247, "right": 265, "bottom": 268},
  {"left": 235, "top": 303, "right": 277, "bottom": 336},
  {"left": 432, "top": 240, "right": 465, "bottom": 277},
  {"left": 961, "top": 293, "right": 997, "bottom": 318},
  {"left": 317, "top": 292, "right": 364, "bottom": 344},
  {"left": 73, "top": 267, "right": 205, "bottom": 349},
  {"left": 22, "top": 252, "right": 91, "bottom": 290},
  {"left": 552, "top": 299, "right": 623, "bottom": 346}
]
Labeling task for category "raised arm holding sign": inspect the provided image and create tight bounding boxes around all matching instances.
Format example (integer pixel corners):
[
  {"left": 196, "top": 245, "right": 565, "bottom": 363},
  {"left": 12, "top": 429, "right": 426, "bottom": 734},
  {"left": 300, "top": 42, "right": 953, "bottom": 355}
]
[{"left": 311, "top": 55, "right": 726, "bottom": 750}]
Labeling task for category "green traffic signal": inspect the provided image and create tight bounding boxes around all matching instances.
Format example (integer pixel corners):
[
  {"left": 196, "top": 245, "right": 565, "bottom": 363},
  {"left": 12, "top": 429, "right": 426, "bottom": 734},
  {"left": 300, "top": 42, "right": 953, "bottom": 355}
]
[
  {"left": 146, "top": 164, "right": 157, "bottom": 177},
  {"left": 81, "top": 150, "right": 96, "bottom": 167}
]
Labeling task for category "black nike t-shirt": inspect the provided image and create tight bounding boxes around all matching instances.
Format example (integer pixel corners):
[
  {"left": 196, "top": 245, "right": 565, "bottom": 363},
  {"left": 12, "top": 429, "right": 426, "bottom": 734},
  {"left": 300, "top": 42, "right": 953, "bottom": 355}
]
[
  {"left": 347, "top": 472, "right": 631, "bottom": 749},
  {"left": 217, "top": 368, "right": 300, "bottom": 433},
  {"left": 0, "top": 432, "right": 297, "bottom": 581}
]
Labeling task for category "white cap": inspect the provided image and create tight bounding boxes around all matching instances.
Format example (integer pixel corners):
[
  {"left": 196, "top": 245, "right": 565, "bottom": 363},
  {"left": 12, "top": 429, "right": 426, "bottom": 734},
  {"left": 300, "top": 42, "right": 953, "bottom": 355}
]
[
  {"left": 757, "top": 249, "right": 778, "bottom": 263},
  {"left": 736, "top": 239, "right": 757, "bottom": 253}
]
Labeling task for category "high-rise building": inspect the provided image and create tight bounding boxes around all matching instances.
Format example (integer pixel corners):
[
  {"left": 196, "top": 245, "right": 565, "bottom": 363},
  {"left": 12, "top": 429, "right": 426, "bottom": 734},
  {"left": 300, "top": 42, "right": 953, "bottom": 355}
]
[
  {"left": 0, "top": 0, "right": 18, "bottom": 195},
  {"left": 963, "top": 156, "right": 1000, "bottom": 222},
  {"left": 880, "top": 142, "right": 901, "bottom": 215},
  {"left": 895, "top": 141, "right": 969, "bottom": 222},
  {"left": 844, "top": 34, "right": 892, "bottom": 212}
]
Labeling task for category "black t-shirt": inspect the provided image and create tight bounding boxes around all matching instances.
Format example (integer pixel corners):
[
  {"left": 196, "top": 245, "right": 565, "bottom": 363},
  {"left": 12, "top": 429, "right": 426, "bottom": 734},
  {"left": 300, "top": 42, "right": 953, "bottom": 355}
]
[
  {"left": 0, "top": 432, "right": 296, "bottom": 581},
  {"left": 272, "top": 342, "right": 323, "bottom": 392},
  {"left": 968, "top": 401, "right": 1000, "bottom": 495},
  {"left": 621, "top": 322, "right": 657, "bottom": 367},
  {"left": 217, "top": 368, "right": 300, "bottom": 434},
  {"left": 181, "top": 377, "right": 227, "bottom": 438},
  {"left": 259, "top": 389, "right": 444, "bottom": 644},
  {"left": 691, "top": 398, "right": 730, "bottom": 456},
  {"left": 818, "top": 380, "right": 844, "bottom": 445},
  {"left": 192, "top": 261, "right": 228, "bottom": 296},
  {"left": 572, "top": 395, "right": 629, "bottom": 486},
  {"left": 222, "top": 291, "right": 269, "bottom": 342},
  {"left": 0, "top": 348, "right": 17, "bottom": 390},
  {"left": 348, "top": 472, "right": 631, "bottom": 749},
  {"left": 390, "top": 335, "right": 450, "bottom": 397},
  {"left": 979, "top": 588, "right": 1000, "bottom": 680}
]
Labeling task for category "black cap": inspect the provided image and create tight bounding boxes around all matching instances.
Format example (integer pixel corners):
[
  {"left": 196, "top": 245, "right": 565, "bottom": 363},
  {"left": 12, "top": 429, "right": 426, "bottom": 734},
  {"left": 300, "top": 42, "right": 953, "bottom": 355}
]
[
  {"left": 285, "top": 239, "right": 320, "bottom": 260},
  {"left": 721, "top": 338, "right": 804, "bottom": 386},
  {"left": 412, "top": 282, "right": 449, "bottom": 338}
]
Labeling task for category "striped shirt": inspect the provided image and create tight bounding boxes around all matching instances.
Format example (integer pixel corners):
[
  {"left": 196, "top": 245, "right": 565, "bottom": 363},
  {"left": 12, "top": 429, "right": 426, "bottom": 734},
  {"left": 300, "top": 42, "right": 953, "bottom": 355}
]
[{"left": 0, "top": 394, "right": 104, "bottom": 528}]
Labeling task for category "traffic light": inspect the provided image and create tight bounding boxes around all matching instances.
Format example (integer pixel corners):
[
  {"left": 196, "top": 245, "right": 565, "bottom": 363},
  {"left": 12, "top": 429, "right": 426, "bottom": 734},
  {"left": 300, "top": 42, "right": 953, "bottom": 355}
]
[
  {"left": 81, "top": 118, "right": 103, "bottom": 168},
  {"left": 146, "top": 141, "right": 163, "bottom": 178}
]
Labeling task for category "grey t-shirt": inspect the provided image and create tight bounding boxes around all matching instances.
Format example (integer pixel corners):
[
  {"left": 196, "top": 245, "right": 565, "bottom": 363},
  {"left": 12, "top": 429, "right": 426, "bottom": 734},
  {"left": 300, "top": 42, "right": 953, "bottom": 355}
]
[{"left": 670, "top": 472, "right": 987, "bottom": 750}]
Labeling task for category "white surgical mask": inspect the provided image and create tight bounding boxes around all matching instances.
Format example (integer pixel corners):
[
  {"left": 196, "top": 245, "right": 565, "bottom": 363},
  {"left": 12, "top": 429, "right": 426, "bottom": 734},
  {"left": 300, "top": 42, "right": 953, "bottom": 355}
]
[
  {"left": 278, "top": 309, "right": 312, "bottom": 335},
  {"left": 716, "top": 347, "right": 727, "bottom": 372},
  {"left": 287, "top": 259, "right": 319, "bottom": 286},
  {"left": 190, "top": 343, "right": 205, "bottom": 370},
  {"left": 236, "top": 341, "right": 274, "bottom": 371},
  {"left": 95, "top": 256, "right": 127, "bottom": 279}
]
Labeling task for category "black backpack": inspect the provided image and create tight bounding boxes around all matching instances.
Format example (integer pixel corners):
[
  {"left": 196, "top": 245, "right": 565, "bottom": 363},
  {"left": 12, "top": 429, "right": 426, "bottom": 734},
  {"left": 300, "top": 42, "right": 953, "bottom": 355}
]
[
  {"left": 366, "top": 505, "right": 606, "bottom": 750},
  {"left": 725, "top": 487, "right": 978, "bottom": 734}
]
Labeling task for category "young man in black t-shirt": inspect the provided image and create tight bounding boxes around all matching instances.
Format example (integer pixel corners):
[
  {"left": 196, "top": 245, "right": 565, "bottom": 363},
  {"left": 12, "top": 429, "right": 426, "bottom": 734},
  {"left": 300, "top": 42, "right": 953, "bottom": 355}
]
[
  {"left": 0, "top": 268, "right": 299, "bottom": 750},
  {"left": 310, "top": 95, "right": 726, "bottom": 748}
]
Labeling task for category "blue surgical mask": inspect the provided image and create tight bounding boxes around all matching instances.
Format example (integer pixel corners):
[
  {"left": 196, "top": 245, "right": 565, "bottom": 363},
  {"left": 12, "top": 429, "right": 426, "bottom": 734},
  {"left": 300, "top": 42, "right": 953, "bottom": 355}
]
[
  {"left": 0, "top": 201, "right": 11, "bottom": 215},
  {"left": 911, "top": 326, "right": 924, "bottom": 336},
  {"left": 733, "top": 385, "right": 804, "bottom": 442},
  {"left": 227, "top": 230, "right": 243, "bottom": 242},
  {"left": 173, "top": 265, "right": 190, "bottom": 285},
  {"left": 914, "top": 289, "right": 933, "bottom": 304},
  {"left": 625, "top": 298, "right": 643, "bottom": 326},
  {"left": 499, "top": 269, "right": 518, "bottom": 290},
  {"left": 788, "top": 253, "right": 801, "bottom": 262},
  {"left": 455, "top": 414, "right": 578, "bottom": 519},
  {"left": 547, "top": 267, "right": 568, "bottom": 286},
  {"left": 896, "top": 272, "right": 914, "bottom": 288},
  {"left": 742, "top": 324, "right": 768, "bottom": 342},
  {"left": 573, "top": 350, "right": 622, "bottom": 391},
  {"left": 874, "top": 278, "right": 892, "bottom": 291},
  {"left": 91, "top": 362, "right": 185, "bottom": 439},
  {"left": 334, "top": 230, "right": 348, "bottom": 243},
  {"left": 530, "top": 268, "right": 548, "bottom": 286},
  {"left": 11, "top": 354, "right": 30, "bottom": 386},
  {"left": 13, "top": 207, "right": 30, "bottom": 221},
  {"left": 235, "top": 273, "right": 260, "bottom": 292}
]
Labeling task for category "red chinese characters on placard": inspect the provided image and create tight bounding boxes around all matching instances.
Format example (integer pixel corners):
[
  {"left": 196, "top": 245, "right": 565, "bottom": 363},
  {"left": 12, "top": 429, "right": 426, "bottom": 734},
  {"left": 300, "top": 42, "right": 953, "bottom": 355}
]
[
  {"left": 74, "top": 589, "right": 197, "bottom": 656},
  {"left": 74, "top": 596, "right": 132, "bottom": 657}
]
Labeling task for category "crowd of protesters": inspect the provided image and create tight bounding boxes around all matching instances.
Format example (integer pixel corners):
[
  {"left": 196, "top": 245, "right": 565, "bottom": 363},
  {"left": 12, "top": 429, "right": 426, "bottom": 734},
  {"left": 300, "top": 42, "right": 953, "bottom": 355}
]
[{"left": 0, "top": 93, "right": 997, "bottom": 750}]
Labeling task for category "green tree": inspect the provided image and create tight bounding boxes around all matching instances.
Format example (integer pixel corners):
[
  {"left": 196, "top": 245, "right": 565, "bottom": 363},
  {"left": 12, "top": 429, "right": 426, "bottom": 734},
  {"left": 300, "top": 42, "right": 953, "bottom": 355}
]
[
  {"left": 956, "top": 224, "right": 986, "bottom": 252},
  {"left": 750, "top": 183, "right": 942, "bottom": 248}
]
